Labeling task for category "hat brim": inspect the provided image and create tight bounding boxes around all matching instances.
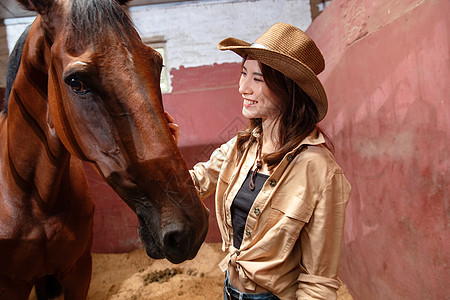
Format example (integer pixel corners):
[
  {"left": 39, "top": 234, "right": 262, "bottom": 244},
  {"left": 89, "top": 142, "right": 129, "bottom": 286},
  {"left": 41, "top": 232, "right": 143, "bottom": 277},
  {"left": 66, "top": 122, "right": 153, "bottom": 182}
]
[{"left": 218, "top": 37, "right": 328, "bottom": 121}]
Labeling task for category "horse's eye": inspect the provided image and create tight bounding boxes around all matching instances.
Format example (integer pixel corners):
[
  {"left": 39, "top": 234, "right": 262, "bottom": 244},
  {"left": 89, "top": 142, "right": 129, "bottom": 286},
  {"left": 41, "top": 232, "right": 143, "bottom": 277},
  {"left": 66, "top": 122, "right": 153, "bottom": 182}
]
[{"left": 69, "top": 78, "right": 89, "bottom": 95}]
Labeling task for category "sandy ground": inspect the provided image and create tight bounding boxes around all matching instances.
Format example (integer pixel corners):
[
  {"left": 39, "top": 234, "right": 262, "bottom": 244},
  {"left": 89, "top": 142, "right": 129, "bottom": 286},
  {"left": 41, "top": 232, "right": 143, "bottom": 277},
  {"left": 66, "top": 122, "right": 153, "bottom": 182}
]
[
  {"left": 29, "top": 243, "right": 353, "bottom": 299},
  {"left": 87, "top": 243, "right": 353, "bottom": 300}
]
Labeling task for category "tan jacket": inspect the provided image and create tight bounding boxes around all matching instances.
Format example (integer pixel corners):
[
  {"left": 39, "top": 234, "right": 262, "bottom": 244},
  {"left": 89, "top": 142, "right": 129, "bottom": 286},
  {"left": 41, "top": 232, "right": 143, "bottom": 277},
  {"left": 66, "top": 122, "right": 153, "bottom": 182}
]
[{"left": 190, "top": 130, "right": 351, "bottom": 299}]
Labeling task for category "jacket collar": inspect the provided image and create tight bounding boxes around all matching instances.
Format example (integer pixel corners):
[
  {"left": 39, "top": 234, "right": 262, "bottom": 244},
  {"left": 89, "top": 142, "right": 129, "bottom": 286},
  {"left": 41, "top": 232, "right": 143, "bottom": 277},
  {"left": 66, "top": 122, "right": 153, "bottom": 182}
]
[{"left": 300, "top": 128, "right": 325, "bottom": 146}]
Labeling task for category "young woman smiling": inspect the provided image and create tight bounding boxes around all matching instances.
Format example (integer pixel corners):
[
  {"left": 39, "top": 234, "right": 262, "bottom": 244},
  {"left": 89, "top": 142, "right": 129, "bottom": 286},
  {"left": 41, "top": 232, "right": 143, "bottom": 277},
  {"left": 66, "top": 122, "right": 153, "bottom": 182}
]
[{"left": 167, "top": 23, "right": 351, "bottom": 300}]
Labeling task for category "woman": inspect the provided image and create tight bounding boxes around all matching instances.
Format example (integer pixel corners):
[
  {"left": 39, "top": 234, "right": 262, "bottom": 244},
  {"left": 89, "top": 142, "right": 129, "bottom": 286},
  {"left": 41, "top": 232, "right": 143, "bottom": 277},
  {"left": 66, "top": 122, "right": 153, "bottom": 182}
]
[{"left": 167, "top": 23, "right": 351, "bottom": 300}]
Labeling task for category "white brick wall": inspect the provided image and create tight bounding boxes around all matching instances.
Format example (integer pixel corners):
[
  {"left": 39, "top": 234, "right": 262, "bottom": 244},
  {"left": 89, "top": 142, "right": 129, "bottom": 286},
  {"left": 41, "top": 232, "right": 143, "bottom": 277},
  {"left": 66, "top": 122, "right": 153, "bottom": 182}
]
[{"left": 0, "top": 0, "right": 312, "bottom": 87}]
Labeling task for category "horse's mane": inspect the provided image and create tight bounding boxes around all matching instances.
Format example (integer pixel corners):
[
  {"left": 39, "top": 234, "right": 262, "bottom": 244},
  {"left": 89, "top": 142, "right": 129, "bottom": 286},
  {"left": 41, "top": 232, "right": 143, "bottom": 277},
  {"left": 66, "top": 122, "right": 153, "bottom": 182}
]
[
  {"left": 66, "top": 0, "right": 136, "bottom": 53},
  {"left": 3, "top": 24, "right": 31, "bottom": 114}
]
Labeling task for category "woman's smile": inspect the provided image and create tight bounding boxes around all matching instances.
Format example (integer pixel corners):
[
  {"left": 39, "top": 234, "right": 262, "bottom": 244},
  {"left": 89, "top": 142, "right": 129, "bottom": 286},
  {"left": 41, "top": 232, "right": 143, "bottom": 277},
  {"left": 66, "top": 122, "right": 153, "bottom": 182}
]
[
  {"left": 239, "top": 59, "right": 281, "bottom": 121},
  {"left": 243, "top": 98, "right": 258, "bottom": 107}
]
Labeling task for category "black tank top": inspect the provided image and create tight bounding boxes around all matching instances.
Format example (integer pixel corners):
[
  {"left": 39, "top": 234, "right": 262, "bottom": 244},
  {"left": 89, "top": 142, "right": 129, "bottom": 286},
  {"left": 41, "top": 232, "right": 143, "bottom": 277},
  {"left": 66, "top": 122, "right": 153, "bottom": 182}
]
[{"left": 231, "top": 170, "right": 269, "bottom": 249}]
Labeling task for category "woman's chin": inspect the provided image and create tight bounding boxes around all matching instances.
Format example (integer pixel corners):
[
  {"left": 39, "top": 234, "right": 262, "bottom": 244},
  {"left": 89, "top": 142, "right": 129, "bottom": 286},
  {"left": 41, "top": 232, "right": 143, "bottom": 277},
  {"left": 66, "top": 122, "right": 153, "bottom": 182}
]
[{"left": 242, "top": 108, "right": 256, "bottom": 119}]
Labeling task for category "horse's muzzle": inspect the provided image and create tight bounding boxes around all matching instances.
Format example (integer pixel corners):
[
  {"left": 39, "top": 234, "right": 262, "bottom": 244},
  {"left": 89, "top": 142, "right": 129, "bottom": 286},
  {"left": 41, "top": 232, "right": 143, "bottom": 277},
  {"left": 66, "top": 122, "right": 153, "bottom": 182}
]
[{"left": 137, "top": 204, "right": 209, "bottom": 264}]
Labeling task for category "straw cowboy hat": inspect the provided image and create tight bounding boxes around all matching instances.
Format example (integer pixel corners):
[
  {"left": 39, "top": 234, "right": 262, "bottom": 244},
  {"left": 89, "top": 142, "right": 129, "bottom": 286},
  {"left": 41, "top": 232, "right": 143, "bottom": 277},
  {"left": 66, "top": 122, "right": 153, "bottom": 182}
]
[{"left": 217, "top": 22, "right": 328, "bottom": 121}]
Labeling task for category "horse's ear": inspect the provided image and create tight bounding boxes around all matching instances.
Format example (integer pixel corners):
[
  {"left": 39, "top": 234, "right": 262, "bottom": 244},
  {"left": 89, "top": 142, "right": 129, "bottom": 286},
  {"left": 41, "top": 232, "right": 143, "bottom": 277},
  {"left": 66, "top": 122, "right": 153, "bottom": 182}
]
[{"left": 16, "top": 0, "right": 55, "bottom": 15}]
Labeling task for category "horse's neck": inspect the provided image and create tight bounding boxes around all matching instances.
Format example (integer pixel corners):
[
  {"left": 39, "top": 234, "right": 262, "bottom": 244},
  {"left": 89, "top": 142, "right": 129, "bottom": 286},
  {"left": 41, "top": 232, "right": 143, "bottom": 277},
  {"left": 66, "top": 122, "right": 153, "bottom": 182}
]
[{"left": 1, "top": 22, "right": 71, "bottom": 203}]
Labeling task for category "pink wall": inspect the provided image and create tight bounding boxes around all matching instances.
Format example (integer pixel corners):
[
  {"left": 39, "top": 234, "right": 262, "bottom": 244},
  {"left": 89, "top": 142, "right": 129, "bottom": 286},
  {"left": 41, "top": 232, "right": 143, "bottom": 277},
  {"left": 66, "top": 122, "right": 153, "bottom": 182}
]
[{"left": 306, "top": 0, "right": 449, "bottom": 299}]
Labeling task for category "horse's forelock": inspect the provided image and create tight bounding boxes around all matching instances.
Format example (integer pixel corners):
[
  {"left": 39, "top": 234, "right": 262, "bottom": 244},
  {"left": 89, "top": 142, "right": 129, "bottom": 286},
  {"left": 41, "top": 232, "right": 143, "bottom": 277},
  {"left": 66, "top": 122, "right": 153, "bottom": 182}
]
[{"left": 65, "top": 0, "right": 136, "bottom": 53}]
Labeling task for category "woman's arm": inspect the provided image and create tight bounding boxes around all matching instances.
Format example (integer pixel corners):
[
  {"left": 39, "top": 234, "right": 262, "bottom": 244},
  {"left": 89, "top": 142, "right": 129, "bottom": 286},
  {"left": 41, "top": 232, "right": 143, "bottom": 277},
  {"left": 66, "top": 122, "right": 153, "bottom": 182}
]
[
  {"left": 296, "top": 172, "right": 351, "bottom": 299},
  {"left": 189, "top": 136, "right": 237, "bottom": 200},
  {"left": 165, "top": 111, "right": 237, "bottom": 200}
]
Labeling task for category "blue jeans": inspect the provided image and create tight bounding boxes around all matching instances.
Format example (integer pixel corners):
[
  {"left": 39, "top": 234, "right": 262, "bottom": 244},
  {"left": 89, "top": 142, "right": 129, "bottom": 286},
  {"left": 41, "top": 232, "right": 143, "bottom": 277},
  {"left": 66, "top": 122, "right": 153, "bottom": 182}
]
[{"left": 223, "top": 270, "right": 279, "bottom": 300}]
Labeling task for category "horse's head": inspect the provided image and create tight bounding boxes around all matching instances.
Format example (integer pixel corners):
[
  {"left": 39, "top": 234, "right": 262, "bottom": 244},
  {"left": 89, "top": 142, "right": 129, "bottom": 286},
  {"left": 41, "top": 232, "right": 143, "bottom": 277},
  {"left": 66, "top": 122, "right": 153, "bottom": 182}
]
[{"left": 17, "top": 0, "right": 209, "bottom": 263}]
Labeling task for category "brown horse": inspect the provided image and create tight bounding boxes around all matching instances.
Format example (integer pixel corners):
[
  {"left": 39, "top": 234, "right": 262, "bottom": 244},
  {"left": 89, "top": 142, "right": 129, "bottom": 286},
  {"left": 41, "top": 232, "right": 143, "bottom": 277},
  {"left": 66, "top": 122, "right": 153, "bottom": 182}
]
[{"left": 0, "top": 0, "right": 209, "bottom": 299}]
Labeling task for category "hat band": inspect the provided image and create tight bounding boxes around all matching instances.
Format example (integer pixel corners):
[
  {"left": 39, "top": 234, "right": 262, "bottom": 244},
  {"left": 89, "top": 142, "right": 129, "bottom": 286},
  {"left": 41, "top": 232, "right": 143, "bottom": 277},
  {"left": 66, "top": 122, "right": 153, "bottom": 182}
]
[{"left": 250, "top": 43, "right": 269, "bottom": 50}]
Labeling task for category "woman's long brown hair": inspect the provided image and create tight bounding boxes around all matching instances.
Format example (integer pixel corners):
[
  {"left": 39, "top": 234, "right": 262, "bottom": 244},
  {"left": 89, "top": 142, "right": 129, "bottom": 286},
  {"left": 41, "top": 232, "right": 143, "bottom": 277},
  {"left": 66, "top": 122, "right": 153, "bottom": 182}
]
[{"left": 236, "top": 58, "right": 333, "bottom": 170}]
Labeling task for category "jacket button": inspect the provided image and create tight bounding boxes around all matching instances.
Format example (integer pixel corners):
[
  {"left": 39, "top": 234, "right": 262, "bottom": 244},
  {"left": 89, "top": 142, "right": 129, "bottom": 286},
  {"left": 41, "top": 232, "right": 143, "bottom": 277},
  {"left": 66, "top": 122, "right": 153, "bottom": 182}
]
[
  {"left": 245, "top": 229, "right": 251, "bottom": 237},
  {"left": 269, "top": 179, "right": 276, "bottom": 187},
  {"left": 287, "top": 154, "right": 293, "bottom": 162},
  {"left": 254, "top": 208, "right": 260, "bottom": 215}
]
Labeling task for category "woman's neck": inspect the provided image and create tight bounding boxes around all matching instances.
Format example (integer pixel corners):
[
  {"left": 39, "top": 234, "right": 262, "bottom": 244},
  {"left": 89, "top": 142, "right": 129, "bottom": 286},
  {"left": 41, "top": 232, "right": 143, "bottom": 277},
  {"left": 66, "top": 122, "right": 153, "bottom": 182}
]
[{"left": 261, "top": 118, "right": 279, "bottom": 154}]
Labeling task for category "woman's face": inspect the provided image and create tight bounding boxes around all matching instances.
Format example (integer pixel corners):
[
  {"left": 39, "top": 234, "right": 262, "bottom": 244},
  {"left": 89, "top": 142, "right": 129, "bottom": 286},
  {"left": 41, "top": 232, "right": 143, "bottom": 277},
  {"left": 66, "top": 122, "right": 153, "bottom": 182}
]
[{"left": 239, "top": 59, "right": 281, "bottom": 122}]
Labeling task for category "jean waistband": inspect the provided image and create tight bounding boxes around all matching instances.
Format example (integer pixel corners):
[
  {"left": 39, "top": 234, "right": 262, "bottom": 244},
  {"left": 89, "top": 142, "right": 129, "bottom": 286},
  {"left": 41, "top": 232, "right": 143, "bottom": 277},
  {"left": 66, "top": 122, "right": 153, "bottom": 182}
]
[{"left": 224, "top": 270, "right": 279, "bottom": 300}]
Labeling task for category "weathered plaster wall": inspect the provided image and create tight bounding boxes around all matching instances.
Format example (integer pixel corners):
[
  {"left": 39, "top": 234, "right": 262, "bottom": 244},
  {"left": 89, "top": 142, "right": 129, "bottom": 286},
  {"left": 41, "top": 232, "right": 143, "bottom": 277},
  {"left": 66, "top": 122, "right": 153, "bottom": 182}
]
[{"left": 306, "top": 0, "right": 449, "bottom": 299}]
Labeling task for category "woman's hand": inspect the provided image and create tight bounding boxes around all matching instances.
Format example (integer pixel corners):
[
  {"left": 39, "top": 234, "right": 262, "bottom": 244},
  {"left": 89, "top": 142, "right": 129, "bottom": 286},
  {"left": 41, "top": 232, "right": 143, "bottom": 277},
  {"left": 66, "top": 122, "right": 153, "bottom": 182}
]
[{"left": 165, "top": 111, "right": 180, "bottom": 145}]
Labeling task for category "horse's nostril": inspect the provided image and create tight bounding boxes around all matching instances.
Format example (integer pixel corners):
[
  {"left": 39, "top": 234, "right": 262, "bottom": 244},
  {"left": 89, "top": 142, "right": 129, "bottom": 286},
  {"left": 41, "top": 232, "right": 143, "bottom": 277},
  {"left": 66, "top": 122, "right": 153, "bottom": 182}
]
[
  {"left": 165, "top": 231, "right": 182, "bottom": 248},
  {"left": 163, "top": 227, "right": 191, "bottom": 261}
]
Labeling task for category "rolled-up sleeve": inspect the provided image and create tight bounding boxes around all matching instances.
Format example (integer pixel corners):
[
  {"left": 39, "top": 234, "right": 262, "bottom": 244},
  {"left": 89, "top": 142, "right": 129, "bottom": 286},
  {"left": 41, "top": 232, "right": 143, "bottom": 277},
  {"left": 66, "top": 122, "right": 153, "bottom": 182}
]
[
  {"left": 189, "top": 137, "right": 237, "bottom": 200},
  {"left": 296, "top": 172, "right": 351, "bottom": 299}
]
